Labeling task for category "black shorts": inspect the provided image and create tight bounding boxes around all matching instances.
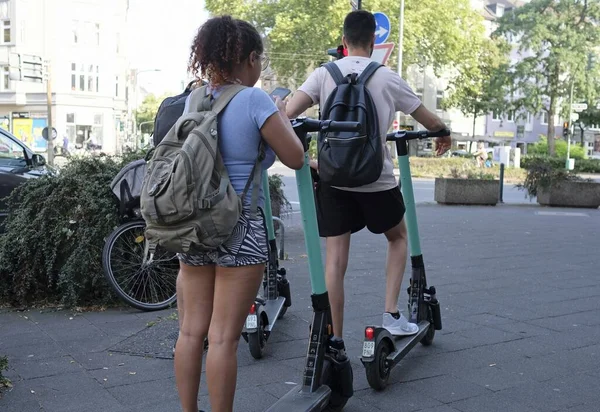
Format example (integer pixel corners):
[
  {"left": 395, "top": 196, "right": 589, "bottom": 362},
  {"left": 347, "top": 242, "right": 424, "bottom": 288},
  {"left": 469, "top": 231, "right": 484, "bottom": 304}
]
[{"left": 315, "top": 184, "right": 406, "bottom": 237}]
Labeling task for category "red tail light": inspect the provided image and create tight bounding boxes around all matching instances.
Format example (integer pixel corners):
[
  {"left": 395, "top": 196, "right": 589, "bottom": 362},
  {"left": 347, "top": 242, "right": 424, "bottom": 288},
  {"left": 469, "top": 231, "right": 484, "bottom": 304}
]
[
  {"left": 249, "top": 304, "right": 256, "bottom": 314},
  {"left": 365, "top": 327, "right": 375, "bottom": 340}
]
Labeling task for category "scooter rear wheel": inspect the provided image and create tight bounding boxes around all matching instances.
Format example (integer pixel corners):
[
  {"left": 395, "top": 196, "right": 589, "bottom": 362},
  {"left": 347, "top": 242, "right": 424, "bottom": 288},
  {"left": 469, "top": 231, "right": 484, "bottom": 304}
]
[
  {"left": 365, "top": 339, "right": 393, "bottom": 391},
  {"left": 248, "top": 314, "right": 267, "bottom": 359}
]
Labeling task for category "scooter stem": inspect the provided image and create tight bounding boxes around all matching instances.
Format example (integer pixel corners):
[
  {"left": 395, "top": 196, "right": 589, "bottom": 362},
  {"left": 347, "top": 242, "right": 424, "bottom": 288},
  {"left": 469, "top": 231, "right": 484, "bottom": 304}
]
[
  {"left": 397, "top": 141, "right": 422, "bottom": 257},
  {"left": 296, "top": 153, "right": 326, "bottom": 295}
]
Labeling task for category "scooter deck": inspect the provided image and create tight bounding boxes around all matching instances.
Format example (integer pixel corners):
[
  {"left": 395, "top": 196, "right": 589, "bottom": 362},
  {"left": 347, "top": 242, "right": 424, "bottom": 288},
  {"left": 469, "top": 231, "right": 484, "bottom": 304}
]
[
  {"left": 265, "top": 384, "right": 331, "bottom": 412},
  {"left": 387, "top": 320, "right": 430, "bottom": 361},
  {"left": 263, "top": 296, "right": 287, "bottom": 332}
]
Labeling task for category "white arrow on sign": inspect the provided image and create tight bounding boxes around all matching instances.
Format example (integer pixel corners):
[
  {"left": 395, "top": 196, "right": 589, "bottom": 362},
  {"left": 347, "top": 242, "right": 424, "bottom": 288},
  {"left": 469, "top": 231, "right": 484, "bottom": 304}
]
[{"left": 375, "top": 26, "right": 389, "bottom": 39}]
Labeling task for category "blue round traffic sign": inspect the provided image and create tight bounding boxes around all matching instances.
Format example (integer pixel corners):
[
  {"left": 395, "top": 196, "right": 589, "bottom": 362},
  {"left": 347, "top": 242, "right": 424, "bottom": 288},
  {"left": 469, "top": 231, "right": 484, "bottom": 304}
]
[{"left": 373, "top": 12, "right": 391, "bottom": 45}]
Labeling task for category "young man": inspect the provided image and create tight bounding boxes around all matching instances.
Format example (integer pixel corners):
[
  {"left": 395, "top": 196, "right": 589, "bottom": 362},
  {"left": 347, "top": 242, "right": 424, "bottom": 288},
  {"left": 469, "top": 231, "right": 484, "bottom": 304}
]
[{"left": 286, "top": 10, "right": 451, "bottom": 359}]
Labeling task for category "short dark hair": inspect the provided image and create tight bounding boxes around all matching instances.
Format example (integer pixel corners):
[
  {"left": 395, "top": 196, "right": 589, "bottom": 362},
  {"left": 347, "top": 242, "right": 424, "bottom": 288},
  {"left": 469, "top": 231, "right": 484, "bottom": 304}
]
[{"left": 343, "top": 11, "right": 376, "bottom": 48}]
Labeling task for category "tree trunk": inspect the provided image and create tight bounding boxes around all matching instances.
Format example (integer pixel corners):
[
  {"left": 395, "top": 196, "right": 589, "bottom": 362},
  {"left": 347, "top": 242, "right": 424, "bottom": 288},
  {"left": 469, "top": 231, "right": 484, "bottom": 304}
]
[
  {"left": 472, "top": 110, "right": 477, "bottom": 141},
  {"left": 580, "top": 124, "right": 585, "bottom": 145},
  {"left": 547, "top": 95, "right": 556, "bottom": 156}
]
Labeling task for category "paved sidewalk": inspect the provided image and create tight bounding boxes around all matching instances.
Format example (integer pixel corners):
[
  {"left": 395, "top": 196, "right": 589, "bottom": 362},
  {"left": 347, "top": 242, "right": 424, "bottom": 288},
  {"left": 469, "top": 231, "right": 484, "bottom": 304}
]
[{"left": 1, "top": 204, "right": 600, "bottom": 412}]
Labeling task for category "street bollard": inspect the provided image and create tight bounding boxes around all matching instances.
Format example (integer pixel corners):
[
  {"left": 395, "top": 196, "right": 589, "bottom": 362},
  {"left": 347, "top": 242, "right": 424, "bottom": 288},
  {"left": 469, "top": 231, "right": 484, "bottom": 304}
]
[{"left": 499, "top": 163, "right": 505, "bottom": 203}]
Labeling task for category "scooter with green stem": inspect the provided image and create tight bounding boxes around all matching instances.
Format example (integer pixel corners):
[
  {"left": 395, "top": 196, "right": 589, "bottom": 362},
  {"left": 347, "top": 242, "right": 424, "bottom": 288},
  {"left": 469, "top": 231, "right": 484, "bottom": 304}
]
[
  {"left": 360, "top": 128, "right": 449, "bottom": 390},
  {"left": 266, "top": 116, "right": 362, "bottom": 412},
  {"left": 241, "top": 172, "right": 292, "bottom": 359}
]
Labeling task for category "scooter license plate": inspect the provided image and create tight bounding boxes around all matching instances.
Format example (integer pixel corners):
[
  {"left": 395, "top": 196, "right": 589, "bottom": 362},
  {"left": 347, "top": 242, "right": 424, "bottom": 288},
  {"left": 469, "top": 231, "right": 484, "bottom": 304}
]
[
  {"left": 362, "top": 341, "right": 375, "bottom": 357},
  {"left": 246, "top": 315, "right": 258, "bottom": 329}
]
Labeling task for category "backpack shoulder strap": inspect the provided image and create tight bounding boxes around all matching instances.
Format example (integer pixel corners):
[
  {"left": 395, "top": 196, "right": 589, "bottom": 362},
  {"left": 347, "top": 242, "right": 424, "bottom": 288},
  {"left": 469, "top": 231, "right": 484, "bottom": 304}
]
[
  {"left": 358, "top": 61, "right": 383, "bottom": 85},
  {"left": 187, "top": 85, "right": 211, "bottom": 112},
  {"left": 323, "top": 62, "right": 346, "bottom": 86},
  {"left": 211, "top": 84, "right": 247, "bottom": 114}
]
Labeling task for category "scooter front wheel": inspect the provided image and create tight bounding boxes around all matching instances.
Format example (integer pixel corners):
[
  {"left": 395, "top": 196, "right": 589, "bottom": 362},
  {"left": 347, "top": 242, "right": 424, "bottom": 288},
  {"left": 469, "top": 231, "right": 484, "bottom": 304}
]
[
  {"left": 420, "top": 307, "right": 436, "bottom": 346},
  {"left": 365, "top": 339, "right": 393, "bottom": 391},
  {"left": 321, "top": 357, "right": 353, "bottom": 411}
]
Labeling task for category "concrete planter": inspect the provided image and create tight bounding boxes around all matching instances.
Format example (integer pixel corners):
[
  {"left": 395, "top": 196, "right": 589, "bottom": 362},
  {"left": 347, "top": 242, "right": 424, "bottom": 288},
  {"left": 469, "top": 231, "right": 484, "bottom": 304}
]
[
  {"left": 537, "top": 181, "right": 600, "bottom": 208},
  {"left": 434, "top": 178, "right": 499, "bottom": 205}
]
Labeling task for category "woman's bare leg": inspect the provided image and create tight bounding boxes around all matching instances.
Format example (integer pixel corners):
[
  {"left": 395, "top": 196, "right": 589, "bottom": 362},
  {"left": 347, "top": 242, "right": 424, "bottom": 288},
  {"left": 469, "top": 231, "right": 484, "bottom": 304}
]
[
  {"left": 174, "top": 263, "right": 215, "bottom": 412},
  {"left": 206, "top": 264, "right": 264, "bottom": 412}
]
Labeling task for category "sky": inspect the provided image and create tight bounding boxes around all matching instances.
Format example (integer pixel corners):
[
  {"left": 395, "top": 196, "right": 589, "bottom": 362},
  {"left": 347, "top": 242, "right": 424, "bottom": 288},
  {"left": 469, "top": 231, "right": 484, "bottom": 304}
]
[{"left": 126, "top": 0, "right": 209, "bottom": 97}]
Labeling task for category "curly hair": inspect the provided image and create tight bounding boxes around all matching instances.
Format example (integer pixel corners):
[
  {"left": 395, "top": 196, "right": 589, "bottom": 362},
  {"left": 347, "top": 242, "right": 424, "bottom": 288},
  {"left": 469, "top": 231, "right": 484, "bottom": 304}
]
[{"left": 189, "top": 15, "right": 263, "bottom": 86}]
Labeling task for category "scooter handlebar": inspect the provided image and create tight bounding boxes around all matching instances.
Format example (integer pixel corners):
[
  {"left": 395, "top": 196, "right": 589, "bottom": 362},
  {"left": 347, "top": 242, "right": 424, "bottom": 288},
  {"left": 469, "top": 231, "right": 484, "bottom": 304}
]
[
  {"left": 386, "top": 128, "right": 451, "bottom": 142},
  {"left": 291, "top": 118, "right": 362, "bottom": 151},
  {"left": 292, "top": 117, "right": 362, "bottom": 133}
]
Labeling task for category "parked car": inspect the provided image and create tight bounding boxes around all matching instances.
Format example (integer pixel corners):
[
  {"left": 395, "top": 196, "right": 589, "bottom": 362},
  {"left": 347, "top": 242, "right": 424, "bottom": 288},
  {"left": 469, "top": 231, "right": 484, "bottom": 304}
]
[{"left": 0, "top": 128, "right": 50, "bottom": 232}]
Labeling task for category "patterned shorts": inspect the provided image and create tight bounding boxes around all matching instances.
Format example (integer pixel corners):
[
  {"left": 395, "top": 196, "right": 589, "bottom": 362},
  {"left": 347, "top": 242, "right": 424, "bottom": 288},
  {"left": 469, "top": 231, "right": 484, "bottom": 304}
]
[{"left": 177, "top": 208, "right": 269, "bottom": 267}]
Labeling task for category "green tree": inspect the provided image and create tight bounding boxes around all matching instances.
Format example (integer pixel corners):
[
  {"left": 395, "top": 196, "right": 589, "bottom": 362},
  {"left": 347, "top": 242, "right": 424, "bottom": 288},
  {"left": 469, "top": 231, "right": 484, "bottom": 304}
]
[
  {"left": 205, "top": 0, "right": 487, "bottom": 87},
  {"left": 135, "top": 94, "right": 168, "bottom": 134},
  {"left": 492, "top": 0, "right": 600, "bottom": 156},
  {"left": 442, "top": 38, "right": 510, "bottom": 143}
]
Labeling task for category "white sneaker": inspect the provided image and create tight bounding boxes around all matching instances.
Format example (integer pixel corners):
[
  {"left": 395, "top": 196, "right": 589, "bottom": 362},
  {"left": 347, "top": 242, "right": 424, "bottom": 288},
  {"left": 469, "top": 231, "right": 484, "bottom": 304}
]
[{"left": 382, "top": 312, "right": 419, "bottom": 336}]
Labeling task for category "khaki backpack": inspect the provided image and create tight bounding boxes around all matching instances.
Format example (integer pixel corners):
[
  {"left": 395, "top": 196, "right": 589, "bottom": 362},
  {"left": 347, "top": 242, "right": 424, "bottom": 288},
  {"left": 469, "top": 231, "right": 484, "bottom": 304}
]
[{"left": 140, "top": 84, "right": 265, "bottom": 254}]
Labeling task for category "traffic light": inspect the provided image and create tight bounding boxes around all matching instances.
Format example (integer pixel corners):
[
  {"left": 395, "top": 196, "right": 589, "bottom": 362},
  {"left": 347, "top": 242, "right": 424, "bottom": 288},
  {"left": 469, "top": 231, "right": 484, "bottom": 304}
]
[
  {"left": 563, "top": 121, "right": 570, "bottom": 138},
  {"left": 327, "top": 45, "right": 347, "bottom": 60}
]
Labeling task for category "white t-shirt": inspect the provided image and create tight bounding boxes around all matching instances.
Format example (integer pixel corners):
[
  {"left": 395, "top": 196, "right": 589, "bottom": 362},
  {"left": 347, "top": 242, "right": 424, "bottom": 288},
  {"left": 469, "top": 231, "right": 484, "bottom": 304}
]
[{"left": 298, "top": 56, "right": 422, "bottom": 192}]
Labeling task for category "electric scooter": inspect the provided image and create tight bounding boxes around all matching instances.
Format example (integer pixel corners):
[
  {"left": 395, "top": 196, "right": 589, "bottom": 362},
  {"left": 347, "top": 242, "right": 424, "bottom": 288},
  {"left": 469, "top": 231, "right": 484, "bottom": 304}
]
[
  {"left": 266, "top": 117, "right": 361, "bottom": 412},
  {"left": 242, "top": 173, "right": 292, "bottom": 359},
  {"left": 360, "top": 128, "right": 449, "bottom": 390}
]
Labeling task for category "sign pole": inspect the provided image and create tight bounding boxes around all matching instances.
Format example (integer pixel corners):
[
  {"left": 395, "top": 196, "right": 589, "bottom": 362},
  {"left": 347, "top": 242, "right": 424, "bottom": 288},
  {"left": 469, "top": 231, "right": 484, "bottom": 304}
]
[
  {"left": 394, "top": 0, "right": 405, "bottom": 159},
  {"left": 46, "top": 61, "right": 54, "bottom": 166}
]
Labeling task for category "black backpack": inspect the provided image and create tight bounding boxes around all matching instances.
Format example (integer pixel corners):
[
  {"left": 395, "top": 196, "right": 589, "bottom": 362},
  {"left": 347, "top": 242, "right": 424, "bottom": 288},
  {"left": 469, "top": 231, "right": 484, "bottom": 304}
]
[
  {"left": 152, "top": 80, "right": 206, "bottom": 147},
  {"left": 318, "top": 61, "right": 383, "bottom": 188}
]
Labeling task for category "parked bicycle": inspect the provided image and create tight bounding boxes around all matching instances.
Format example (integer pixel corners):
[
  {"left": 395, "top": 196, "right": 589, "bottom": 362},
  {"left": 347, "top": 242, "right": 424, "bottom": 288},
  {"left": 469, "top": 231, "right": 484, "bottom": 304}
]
[{"left": 102, "top": 158, "right": 179, "bottom": 311}]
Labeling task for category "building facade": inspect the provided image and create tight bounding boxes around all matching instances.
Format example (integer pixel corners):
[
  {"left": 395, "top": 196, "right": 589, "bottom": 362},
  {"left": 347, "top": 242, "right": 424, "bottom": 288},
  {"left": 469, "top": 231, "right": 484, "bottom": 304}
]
[{"left": 0, "top": 0, "right": 130, "bottom": 154}]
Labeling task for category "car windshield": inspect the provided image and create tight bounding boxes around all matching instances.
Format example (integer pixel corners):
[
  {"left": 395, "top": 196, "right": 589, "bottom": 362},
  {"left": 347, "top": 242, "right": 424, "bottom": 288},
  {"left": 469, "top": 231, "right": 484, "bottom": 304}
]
[{"left": 0, "top": 133, "right": 27, "bottom": 168}]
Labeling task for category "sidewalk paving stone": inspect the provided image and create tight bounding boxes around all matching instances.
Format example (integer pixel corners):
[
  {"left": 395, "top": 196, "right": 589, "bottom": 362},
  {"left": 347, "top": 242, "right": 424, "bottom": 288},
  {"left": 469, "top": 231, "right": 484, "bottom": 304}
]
[{"left": 1, "top": 204, "right": 599, "bottom": 411}]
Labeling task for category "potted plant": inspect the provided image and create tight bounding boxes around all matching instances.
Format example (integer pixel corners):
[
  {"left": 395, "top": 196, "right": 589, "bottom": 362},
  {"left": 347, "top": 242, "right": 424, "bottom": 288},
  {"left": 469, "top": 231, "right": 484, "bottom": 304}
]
[
  {"left": 518, "top": 158, "right": 600, "bottom": 208},
  {"left": 434, "top": 167, "right": 500, "bottom": 205}
]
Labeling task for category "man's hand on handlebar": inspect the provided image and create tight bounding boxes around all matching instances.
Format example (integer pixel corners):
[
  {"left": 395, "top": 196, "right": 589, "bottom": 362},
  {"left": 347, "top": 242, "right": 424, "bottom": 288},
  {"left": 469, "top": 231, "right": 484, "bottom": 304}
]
[{"left": 435, "top": 135, "right": 451, "bottom": 156}]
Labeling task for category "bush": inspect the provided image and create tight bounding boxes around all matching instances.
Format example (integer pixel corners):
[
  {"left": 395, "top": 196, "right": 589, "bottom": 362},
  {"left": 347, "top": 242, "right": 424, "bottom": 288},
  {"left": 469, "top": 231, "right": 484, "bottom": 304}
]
[
  {"left": 0, "top": 155, "right": 127, "bottom": 307},
  {"left": 528, "top": 136, "right": 586, "bottom": 159},
  {"left": 518, "top": 157, "right": 584, "bottom": 199},
  {"left": 401, "top": 157, "right": 526, "bottom": 183},
  {"left": 0, "top": 152, "right": 292, "bottom": 308},
  {"left": 522, "top": 155, "right": 600, "bottom": 173},
  {"left": 268, "top": 173, "right": 292, "bottom": 217}
]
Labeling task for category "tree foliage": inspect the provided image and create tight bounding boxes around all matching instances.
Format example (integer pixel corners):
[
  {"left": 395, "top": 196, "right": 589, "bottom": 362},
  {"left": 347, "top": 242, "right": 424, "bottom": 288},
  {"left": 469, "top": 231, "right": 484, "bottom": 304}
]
[
  {"left": 493, "top": 0, "right": 600, "bottom": 155},
  {"left": 205, "top": 0, "right": 487, "bottom": 87},
  {"left": 442, "top": 37, "right": 510, "bottom": 138},
  {"left": 135, "top": 94, "right": 169, "bottom": 134}
]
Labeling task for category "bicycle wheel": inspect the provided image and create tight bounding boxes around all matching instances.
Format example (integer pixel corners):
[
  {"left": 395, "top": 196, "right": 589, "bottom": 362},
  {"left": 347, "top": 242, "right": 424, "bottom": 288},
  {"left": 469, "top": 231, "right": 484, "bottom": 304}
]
[{"left": 102, "top": 220, "right": 178, "bottom": 311}]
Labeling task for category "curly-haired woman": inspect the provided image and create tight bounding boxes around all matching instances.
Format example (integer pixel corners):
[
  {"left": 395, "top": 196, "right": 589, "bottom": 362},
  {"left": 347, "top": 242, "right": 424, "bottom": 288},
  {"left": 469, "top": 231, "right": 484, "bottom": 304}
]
[{"left": 174, "top": 15, "right": 304, "bottom": 412}]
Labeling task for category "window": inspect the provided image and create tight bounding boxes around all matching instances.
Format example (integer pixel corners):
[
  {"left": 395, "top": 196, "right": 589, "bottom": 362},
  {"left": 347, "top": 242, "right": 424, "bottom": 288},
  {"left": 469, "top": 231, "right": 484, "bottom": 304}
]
[
  {"left": 1, "top": 19, "right": 10, "bottom": 43},
  {"left": 116, "top": 32, "right": 120, "bottom": 54},
  {"left": 66, "top": 113, "right": 75, "bottom": 123},
  {"left": 0, "top": 133, "right": 26, "bottom": 168},
  {"left": 115, "top": 76, "right": 119, "bottom": 97},
  {"left": 436, "top": 91, "right": 444, "bottom": 111},
  {"left": 492, "top": 110, "right": 501, "bottom": 121},
  {"left": 1, "top": 65, "right": 9, "bottom": 91},
  {"left": 526, "top": 112, "right": 532, "bottom": 125},
  {"left": 507, "top": 110, "right": 515, "bottom": 122},
  {"left": 93, "top": 114, "right": 103, "bottom": 145},
  {"left": 96, "top": 66, "right": 99, "bottom": 92},
  {"left": 71, "top": 62, "right": 99, "bottom": 93},
  {"left": 541, "top": 112, "right": 548, "bottom": 125},
  {"left": 0, "top": 1, "right": 10, "bottom": 44},
  {"left": 72, "top": 20, "right": 100, "bottom": 46},
  {"left": 415, "top": 87, "right": 423, "bottom": 100}
]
